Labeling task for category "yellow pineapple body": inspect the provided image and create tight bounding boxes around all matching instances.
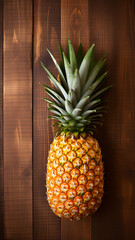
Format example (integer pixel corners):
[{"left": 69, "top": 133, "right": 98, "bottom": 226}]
[{"left": 46, "top": 134, "right": 104, "bottom": 220}]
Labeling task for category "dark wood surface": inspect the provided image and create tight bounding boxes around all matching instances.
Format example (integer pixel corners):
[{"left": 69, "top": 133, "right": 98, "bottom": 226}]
[
  {"left": 3, "top": 0, "right": 33, "bottom": 239},
  {"left": 33, "top": 0, "right": 61, "bottom": 239},
  {"left": 0, "top": 0, "right": 135, "bottom": 239},
  {"left": 90, "top": 1, "right": 135, "bottom": 240},
  {"left": 0, "top": 0, "right": 3, "bottom": 239}
]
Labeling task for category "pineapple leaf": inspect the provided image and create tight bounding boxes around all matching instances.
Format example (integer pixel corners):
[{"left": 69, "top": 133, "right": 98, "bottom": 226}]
[
  {"left": 89, "top": 114, "right": 103, "bottom": 119},
  {"left": 46, "top": 49, "right": 68, "bottom": 90},
  {"left": 67, "top": 89, "right": 77, "bottom": 106},
  {"left": 47, "top": 108, "right": 61, "bottom": 116},
  {"left": 44, "top": 89, "right": 63, "bottom": 106},
  {"left": 65, "top": 99, "right": 73, "bottom": 113},
  {"left": 95, "top": 106, "right": 108, "bottom": 111},
  {"left": 41, "top": 84, "right": 65, "bottom": 105},
  {"left": 82, "top": 71, "right": 108, "bottom": 98},
  {"left": 76, "top": 96, "right": 90, "bottom": 109},
  {"left": 72, "top": 69, "right": 81, "bottom": 100},
  {"left": 63, "top": 52, "right": 74, "bottom": 90},
  {"left": 90, "top": 85, "right": 112, "bottom": 101},
  {"left": 72, "top": 108, "right": 82, "bottom": 117},
  {"left": 82, "top": 110, "right": 96, "bottom": 118},
  {"left": 80, "top": 119, "right": 88, "bottom": 124},
  {"left": 41, "top": 39, "right": 111, "bottom": 134},
  {"left": 41, "top": 62, "right": 68, "bottom": 99},
  {"left": 46, "top": 100, "right": 68, "bottom": 116},
  {"left": 58, "top": 42, "right": 64, "bottom": 64},
  {"left": 82, "top": 57, "right": 106, "bottom": 94},
  {"left": 48, "top": 115, "right": 61, "bottom": 120},
  {"left": 87, "top": 47, "right": 95, "bottom": 75},
  {"left": 75, "top": 123, "right": 84, "bottom": 128},
  {"left": 58, "top": 43, "right": 65, "bottom": 77},
  {"left": 79, "top": 43, "right": 95, "bottom": 87},
  {"left": 84, "top": 99, "right": 101, "bottom": 111},
  {"left": 71, "top": 108, "right": 82, "bottom": 117},
  {"left": 77, "top": 43, "right": 83, "bottom": 68},
  {"left": 68, "top": 38, "right": 77, "bottom": 72},
  {"left": 43, "top": 98, "right": 54, "bottom": 105}
]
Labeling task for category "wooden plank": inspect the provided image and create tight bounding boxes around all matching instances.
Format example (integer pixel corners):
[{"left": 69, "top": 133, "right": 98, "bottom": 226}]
[
  {"left": 61, "top": 1, "right": 91, "bottom": 240},
  {"left": 90, "top": 0, "right": 135, "bottom": 239},
  {"left": 33, "top": 0, "right": 61, "bottom": 239},
  {"left": 3, "top": 0, "right": 33, "bottom": 239},
  {"left": 61, "top": 0, "right": 90, "bottom": 53},
  {"left": 0, "top": 0, "right": 4, "bottom": 239}
]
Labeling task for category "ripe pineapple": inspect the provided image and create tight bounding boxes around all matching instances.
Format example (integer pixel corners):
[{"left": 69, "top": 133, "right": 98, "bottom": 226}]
[{"left": 41, "top": 39, "right": 111, "bottom": 220}]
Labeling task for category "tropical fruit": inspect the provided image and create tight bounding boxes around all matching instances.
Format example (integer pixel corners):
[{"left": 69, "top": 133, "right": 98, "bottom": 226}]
[{"left": 41, "top": 39, "right": 111, "bottom": 220}]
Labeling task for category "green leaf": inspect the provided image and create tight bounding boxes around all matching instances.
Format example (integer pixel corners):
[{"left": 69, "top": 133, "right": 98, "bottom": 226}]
[
  {"left": 47, "top": 108, "right": 61, "bottom": 116},
  {"left": 87, "top": 47, "right": 95, "bottom": 75},
  {"left": 83, "top": 99, "right": 101, "bottom": 111},
  {"left": 82, "top": 71, "right": 108, "bottom": 98},
  {"left": 77, "top": 43, "right": 83, "bottom": 68},
  {"left": 41, "top": 62, "right": 68, "bottom": 99},
  {"left": 95, "top": 106, "right": 108, "bottom": 111},
  {"left": 46, "top": 49, "right": 68, "bottom": 90},
  {"left": 67, "top": 89, "right": 77, "bottom": 106},
  {"left": 79, "top": 43, "right": 95, "bottom": 87},
  {"left": 76, "top": 96, "right": 90, "bottom": 109},
  {"left": 45, "top": 89, "right": 63, "bottom": 106},
  {"left": 82, "top": 57, "right": 106, "bottom": 94},
  {"left": 41, "top": 84, "right": 65, "bottom": 105},
  {"left": 68, "top": 119, "right": 77, "bottom": 127},
  {"left": 73, "top": 132, "right": 79, "bottom": 137},
  {"left": 47, "top": 100, "right": 68, "bottom": 116},
  {"left": 68, "top": 38, "right": 77, "bottom": 72},
  {"left": 72, "top": 69, "right": 81, "bottom": 100},
  {"left": 90, "top": 85, "right": 112, "bottom": 101},
  {"left": 75, "top": 116, "right": 82, "bottom": 121},
  {"left": 89, "top": 114, "right": 103, "bottom": 119},
  {"left": 65, "top": 99, "right": 73, "bottom": 113},
  {"left": 71, "top": 108, "right": 82, "bottom": 117},
  {"left": 80, "top": 119, "right": 88, "bottom": 124},
  {"left": 82, "top": 110, "right": 96, "bottom": 117},
  {"left": 75, "top": 123, "right": 84, "bottom": 128},
  {"left": 43, "top": 98, "right": 54, "bottom": 105},
  {"left": 63, "top": 53, "right": 74, "bottom": 90},
  {"left": 58, "top": 43, "right": 64, "bottom": 64},
  {"left": 51, "top": 122, "right": 58, "bottom": 127},
  {"left": 48, "top": 115, "right": 60, "bottom": 120}
]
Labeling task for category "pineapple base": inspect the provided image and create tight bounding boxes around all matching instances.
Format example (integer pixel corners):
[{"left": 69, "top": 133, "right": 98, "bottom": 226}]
[{"left": 46, "top": 134, "right": 104, "bottom": 220}]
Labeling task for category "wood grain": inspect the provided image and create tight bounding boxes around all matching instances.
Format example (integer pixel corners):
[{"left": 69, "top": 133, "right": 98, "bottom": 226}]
[
  {"left": 90, "top": 0, "right": 135, "bottom": 240},
  {"left": 0, "top": 0, "right": 3, "bottom": 239},
  {"left": 61, "top": 0, "right": 90, "bottom": 53},
  {"left": 61, "top": 1, "right": 91, "bottom": 240},
  {"left": 0, "top": 0, "right": 135, "bottom": 239},
  {"left": 33, "top": 0, "right": 61, "bottom": 239},
  {"left": 3, "top": 0, "right": 33, "bottom": 239}
]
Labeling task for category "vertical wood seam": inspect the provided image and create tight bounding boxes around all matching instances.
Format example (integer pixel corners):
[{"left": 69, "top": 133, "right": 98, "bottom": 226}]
[
  {"left": 0, "top": 0, "right": 4, "bottom": 238},
  {"left": 32, "top": 0, "right": 34, "bottom": 239}
]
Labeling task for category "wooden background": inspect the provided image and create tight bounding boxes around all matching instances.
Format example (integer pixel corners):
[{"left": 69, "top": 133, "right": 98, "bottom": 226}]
[{"left": 0, "top": 0, "right": 135, "bottom": 239}]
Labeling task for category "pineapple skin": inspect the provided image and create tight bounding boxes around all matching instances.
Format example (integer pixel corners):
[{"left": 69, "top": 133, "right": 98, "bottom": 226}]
[{"left": 46, "top": 134, "right": 104, "bottom": 220}]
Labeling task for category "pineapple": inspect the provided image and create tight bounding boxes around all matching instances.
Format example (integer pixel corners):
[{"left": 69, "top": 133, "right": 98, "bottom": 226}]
[{"left": 41, "top": 39, "right": 111, "bottom": 220}]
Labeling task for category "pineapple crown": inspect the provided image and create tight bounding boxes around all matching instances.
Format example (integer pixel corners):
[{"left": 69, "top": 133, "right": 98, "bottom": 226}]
[{"left": 41, "top": 38, "right": 111, "bottom": 136}]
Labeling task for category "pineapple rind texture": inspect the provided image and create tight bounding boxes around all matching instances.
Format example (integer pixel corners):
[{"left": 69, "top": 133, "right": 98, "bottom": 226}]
[{"left": 46, "top": 134, "right": 104, "bottom": 220}]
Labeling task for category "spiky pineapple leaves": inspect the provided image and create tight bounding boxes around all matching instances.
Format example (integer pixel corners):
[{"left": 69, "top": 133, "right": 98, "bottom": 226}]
[
  {"left": 79, "top": 43, "right": 95, "bottom": 87},
  {"left": 41, "top": 38, "right": 111, "bottom": 135},
  {"left": 76, "top": 43, "right": 83, "bottom": 68},
  {"left": 67, "top": 38, "right": 77, "bottom": 72}
]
